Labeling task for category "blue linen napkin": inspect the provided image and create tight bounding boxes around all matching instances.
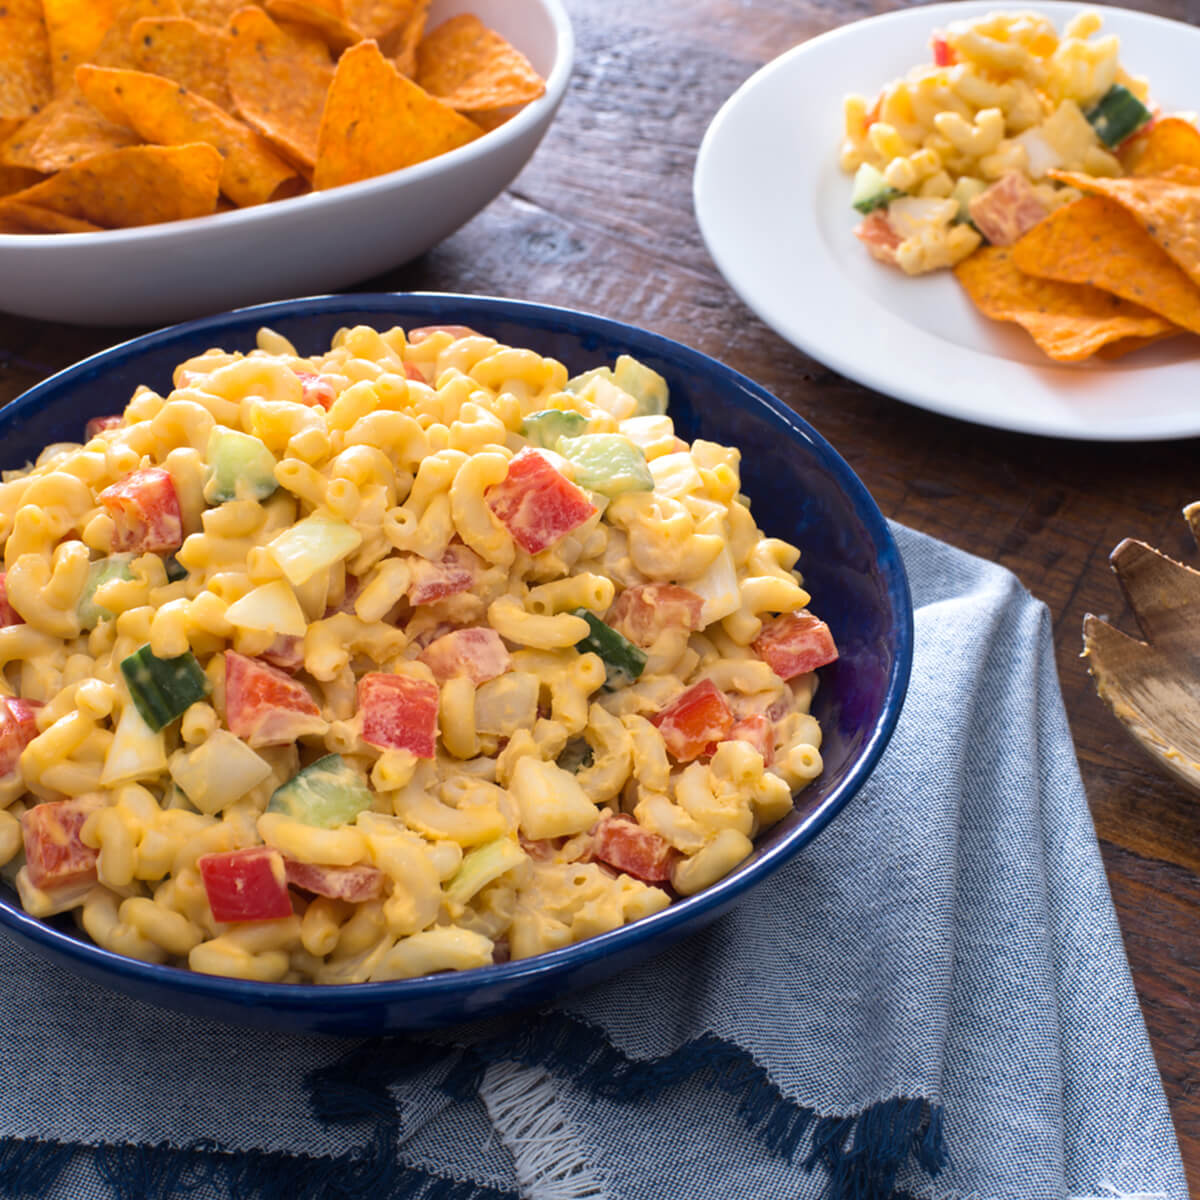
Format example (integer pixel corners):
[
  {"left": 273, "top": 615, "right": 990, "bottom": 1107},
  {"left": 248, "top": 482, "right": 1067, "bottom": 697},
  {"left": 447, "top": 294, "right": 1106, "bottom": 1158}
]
[{"left": 0, "top": 524, "right": 1186, "bottom": 1200}]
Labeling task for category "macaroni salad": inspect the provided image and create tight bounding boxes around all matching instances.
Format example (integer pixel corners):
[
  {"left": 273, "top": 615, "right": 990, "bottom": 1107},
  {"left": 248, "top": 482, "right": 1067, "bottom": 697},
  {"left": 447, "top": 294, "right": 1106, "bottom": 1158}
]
[
  {"left": 841, "top": 9, "right": 1151, "bottom": 273},
  {"left": 0, "top": 323, "right": 837, "bottom": 984}
]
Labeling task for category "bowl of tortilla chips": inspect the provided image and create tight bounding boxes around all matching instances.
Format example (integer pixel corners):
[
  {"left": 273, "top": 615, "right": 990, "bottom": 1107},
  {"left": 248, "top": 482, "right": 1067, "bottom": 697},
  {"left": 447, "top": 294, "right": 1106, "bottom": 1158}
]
[{"left": 0, "top": 0, "right": 573, "bottom": 326}]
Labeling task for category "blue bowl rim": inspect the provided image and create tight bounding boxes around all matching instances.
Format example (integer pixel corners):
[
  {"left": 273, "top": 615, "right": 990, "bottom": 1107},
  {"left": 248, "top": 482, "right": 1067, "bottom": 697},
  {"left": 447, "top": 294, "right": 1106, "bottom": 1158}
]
[{"left": 0, "top": 292, "right": 914, "bottom": 1015}]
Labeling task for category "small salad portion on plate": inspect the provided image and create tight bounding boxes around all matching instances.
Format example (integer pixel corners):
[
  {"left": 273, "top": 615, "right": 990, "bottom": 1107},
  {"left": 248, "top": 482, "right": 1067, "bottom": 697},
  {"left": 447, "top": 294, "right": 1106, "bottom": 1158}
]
[
  {"left": 838, "top": 8, "right": 1200, "bottom": 366},
  {"left": 693, "top": 1, "right": 1200, "bottom": 439}
]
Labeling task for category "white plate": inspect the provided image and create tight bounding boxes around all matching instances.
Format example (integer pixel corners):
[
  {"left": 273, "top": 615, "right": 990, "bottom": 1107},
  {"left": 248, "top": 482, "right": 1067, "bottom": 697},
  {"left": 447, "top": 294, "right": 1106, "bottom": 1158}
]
[
  {"left": 0, "top": 0, "right": 573, "bottom": 327},
  {"left": 694, "top": 1, "right": 1200, "bottom": 442}
]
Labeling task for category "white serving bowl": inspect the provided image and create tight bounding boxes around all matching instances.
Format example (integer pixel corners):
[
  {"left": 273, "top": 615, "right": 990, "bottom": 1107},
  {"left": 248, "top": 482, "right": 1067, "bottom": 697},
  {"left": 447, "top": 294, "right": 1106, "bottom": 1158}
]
[{"left": 0, "top": 0, "right": 573, "bottom": 327}]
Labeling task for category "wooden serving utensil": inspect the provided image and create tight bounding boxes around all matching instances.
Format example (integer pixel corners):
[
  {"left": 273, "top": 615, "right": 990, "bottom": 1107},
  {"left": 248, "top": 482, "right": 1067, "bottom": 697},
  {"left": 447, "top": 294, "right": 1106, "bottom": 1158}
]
[{"left": 1083, "top": 507, "right": 1200, "bottom": 794}]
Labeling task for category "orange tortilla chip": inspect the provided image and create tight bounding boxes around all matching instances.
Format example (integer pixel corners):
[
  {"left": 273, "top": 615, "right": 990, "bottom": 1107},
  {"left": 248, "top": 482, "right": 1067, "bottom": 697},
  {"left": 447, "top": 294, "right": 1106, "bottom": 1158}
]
[
  {"left": 313, "top": 39, "right": 481, "bottom": 190},
  {"left": 0, "top": 200, "right": 103, "bottom": 232},
  {"left": 227, "top": 7, "right": 333, "bottom": 170},
  {"left": 0, "top": 141, "right": 222, "bottom": 227},
  {"left": 93, "top": 0, "right": 184, "bottom": 70},
  {"left": 0, "top": 1, "right": 53, "bottom": 120},
  {"left": 0, "top": 89, "right": 139, "bottom": 172},
  {"left": 415, "top": 14, "right": 544, "bottom": 112},
  {"left": 1012, "top": 194, "right": 1200, "bottom": 336},
  {"left": 76, "top": 64, "right": 300, "bottom": 206},
  {"left": 43, "top": 0, "right": 122, "bottom": 94},
  {"left": 131, "top": 16, "right": 235, "bottom": 111},
  {"left": 1050, "top": 168, "right": 1200, "bottom": 292},
  {"left": 1095, "top": 330, "right": 1184, "bottom": 360},
  {"left": 954, "top": 245, "right": 1177, "bottom": 362},
  {"left": 0, "top": 165, "right": 45, "bottom": 197},
  {"left": 1120, "top": 116, "right": 1200, "bottom": 177},
  {"left": 343, "top": 0, "right": 424, "bottom": 41},
  {"left": 263, "top": 0, "right": 359, "bottom": 51},
  {"left": 178, "top": 0, "right": 246, "bottom": 25}
]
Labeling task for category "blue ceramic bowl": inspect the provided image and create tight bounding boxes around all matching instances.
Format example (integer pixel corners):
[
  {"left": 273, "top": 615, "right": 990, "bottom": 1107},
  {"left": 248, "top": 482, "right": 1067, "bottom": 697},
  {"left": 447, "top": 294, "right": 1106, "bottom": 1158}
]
[{"left": 0, "top": 294, "right": 912, "bottom": 1034}]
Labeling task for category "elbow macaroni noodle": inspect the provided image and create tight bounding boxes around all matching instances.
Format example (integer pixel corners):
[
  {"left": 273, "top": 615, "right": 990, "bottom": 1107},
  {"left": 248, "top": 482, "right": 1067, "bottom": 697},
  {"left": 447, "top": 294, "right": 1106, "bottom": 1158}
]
[{"left": 0, "top": 322, "right": 838, "bottom": 984}]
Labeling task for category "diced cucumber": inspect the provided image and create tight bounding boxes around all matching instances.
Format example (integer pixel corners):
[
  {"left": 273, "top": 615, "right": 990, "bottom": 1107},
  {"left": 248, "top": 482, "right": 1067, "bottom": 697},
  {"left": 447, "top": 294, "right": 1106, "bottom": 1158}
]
[
  {"left": 572, "top": 608, "right": 646, "bottom": 689},
  {"left": 120, "top": 645, "right": 209, "bottom": 732},
  {"left": 521, "top": 408, "right": 589, "bottom": 450},
  {"left": 951, "top": 176, "right": 988, "bottom": 224},
  {"left": 564, "top": 366, "right": 613, "bottom": 395},
  {"left": 612, "top": 356, "right": 669, "bottom": 416},
  {"left": 1085, "top": 84, "right": 1152, "bottom": 148},
  {"left": 445, "top": 837, "right": 527, "bottom": 906},
  {"left": 851, "top": 162, "right": 903, "bottom": 215},
  {"left": 204, "top": 426, "right": 278, "bottom": 504},
  {"left": 557, "top": 434, "right": 654, "bottom": 497},
  {"left": 267, "top": 753, "right": 373, "bottom": 829},
  {"left": 78, "top": 554, "right": 135, "bottom": 630}
]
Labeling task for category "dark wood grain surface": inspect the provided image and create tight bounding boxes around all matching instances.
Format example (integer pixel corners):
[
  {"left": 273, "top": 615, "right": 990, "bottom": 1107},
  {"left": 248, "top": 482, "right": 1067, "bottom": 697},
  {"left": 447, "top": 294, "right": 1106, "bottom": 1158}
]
[{"left": 2, "top": 0, "right": 1197, "bottom": 1187}]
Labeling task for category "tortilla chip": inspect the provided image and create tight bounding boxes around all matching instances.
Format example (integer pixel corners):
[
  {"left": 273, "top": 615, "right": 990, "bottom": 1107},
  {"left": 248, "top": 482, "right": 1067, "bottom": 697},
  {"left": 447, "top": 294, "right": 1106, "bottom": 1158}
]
[
  {"left": 415, "top": 14, "right": 544, "bottom": 112},
  {"left": 43, "top": 0, "right": 122, "bottom": 94},
  {"left": 1096, "top": 330, "right": 1184, "bottom": 360},
  {"left": 344, "top": 0, "right": 423, "bottom": 40},
  {"left": 93, "top": 0, "right": 184, "bottom": 70},
  {"left": 0, "top": 1, "right": 54, "bottom": 120},
  {"left": 227, "top": 8, "right": 332, "bottom": 171},
  {"left": 0, "top": 89, "right": 139, "bottom": 172},
  {"left": 1012, "top": 194, "right": 1200, "bottom": 337},
  {"left": 374, "top": 0, "right": 429, "bottom": 72},
  {"left": 1050, "top": 168, "right": 1200, "bottom": 292},
  {"left": 0, "top": 141, "right": 222, "bottom": 227},
  {"left": 0, "top": 200, "right": 103, "bottom": 233},
  {"left": 76, "top": 64, "right": 300, "bottom": 206},
  {"left": 131, "top": 16, "right": 234, "bottom": 111},
  {"left": 954, "top": 245, "right": 1177, "bottom": 362},
  {"left": 178, "top": 0, "right": 247, "bottom": 26},
  {"left": 0, "top": 165, "right": 46, "bottom": 197},
  {"left": 1121, "top": 116, "right": 1200, "bottom": 178},
  {"left": 263, "top": 0, "right": 359, "bottom": 51},
  {"left": 313, "top": 39, "right": 481, "bottom": 190}
]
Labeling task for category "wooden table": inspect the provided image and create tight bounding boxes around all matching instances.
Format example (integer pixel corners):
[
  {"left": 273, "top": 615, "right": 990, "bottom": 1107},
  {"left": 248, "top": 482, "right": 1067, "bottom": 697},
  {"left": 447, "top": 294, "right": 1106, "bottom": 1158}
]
[{"left": 1, "top": 0, "right": 1197, "bottom": 1186}]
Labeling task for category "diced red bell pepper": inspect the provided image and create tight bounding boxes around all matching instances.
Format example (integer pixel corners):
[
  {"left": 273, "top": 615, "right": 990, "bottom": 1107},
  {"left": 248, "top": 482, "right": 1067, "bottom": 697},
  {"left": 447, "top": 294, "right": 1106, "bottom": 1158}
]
[
  {"left": 99, "top": 467, "right": 183, "bottom": 554},
  {"left": 723, "top": 713, "right": 775, "bottom": 766},
  {"left": 284, "top": 858, "right": 384, "bottom": 903},
  {"left": 485, "top": 448, "right": 597, "bottom": 555},
  {"left": 85, "top": 415, "right": 123, "bottom": 440},
  {"left": 932, "top": 35, "right": 955, "bottom": 66},
  {"left": 293, "top": 370, "right": 338, "bottom": 410},
  {"left": 224, "top": 650, "right": 324, "bottom": 747},
  {"left": 606, "top": 583, "right": 704, "bottom": 647},
  {"left": 0, "top": 696, "right": 41, "bottom": 777},
  {"left": 407, "top": 543, "right": 482, "bottom": 606},
  {"left": 418, "top": 627, "right": 510, "bottom": 685},
  {"left": 650, "top": 678, "right": 735, "bottom": 762},
  {"left": 967, "top": 172, "right": 1049, "bottom": 246},
  {"left": 358, "top": 673, "right": 438, "bottom": 758},
  {"left": 197, "top": 846, "right": 293, "bottom": 923},
  {"left": 752, "top": 612, "right": 839, "bottom": 681},
  {"left": 407, "top": 324, "right": 479, "bottom": 344},
  {"left": 590, "top": 816, "right": 677, "bottom": 884},
  {"left": 22, "top": 799, "right": 99, "bottom": 890},
  {"left": 0, "top": 575, "right": 23, "bottom": 628},
  {"left": 260, "top": 634, "right": 305, "bottom": 672}
]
